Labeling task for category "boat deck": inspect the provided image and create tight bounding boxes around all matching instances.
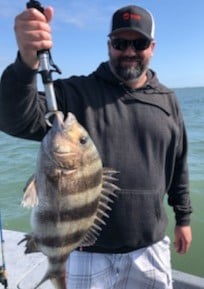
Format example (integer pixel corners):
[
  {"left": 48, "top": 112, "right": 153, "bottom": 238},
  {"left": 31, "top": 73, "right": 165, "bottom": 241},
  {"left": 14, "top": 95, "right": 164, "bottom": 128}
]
[{"left": 1, "top": 230, "right": 204, "bottom": 289}]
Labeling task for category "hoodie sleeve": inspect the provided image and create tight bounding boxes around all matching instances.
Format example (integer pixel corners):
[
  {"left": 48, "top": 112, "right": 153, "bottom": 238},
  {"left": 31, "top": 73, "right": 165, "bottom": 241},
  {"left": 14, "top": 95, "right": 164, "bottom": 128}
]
[
  {"left": 0, "top": 54, "right": 49, "bottom": 141},
  {"left": 167, "top": 109, "right": 193, "bottom": 226}
]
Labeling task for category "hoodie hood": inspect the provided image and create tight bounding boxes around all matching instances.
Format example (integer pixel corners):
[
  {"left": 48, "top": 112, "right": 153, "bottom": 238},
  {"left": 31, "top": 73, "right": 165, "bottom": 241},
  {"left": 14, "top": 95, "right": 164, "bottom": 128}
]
[
  {"left": 92, "top": 62, "right": 175, "bottom": 116},
  {"left": 93, "top": 62, "right": 172, "bottom": 94}
]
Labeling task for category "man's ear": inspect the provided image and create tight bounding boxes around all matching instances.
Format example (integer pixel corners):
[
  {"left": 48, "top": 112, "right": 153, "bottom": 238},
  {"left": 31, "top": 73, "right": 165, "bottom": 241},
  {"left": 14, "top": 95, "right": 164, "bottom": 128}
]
[{"left": 150, "top": 41, "right": 156, "bottom": 56}]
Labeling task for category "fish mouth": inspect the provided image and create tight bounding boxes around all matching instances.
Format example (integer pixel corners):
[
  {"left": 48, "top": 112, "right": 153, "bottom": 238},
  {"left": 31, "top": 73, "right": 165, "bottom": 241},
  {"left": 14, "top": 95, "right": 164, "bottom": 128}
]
[
  {"left": 53, "top": 151, "right": 77, "bottom": 158},
  {"left": 51, "top": 151, "right": 78, "bottom": 170}
]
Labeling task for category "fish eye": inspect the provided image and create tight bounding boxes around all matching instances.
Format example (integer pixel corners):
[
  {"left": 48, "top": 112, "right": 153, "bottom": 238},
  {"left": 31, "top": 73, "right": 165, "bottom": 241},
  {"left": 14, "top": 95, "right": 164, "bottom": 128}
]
[{"left": 79, "top": 136, "right": 88, "bottom": 145}]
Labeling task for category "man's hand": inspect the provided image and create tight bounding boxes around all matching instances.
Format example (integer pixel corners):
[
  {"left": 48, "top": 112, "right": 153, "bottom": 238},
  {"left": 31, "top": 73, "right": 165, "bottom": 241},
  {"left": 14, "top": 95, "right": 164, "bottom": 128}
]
[
  {"left": 174, "top": 225, "right": 192, "bottom": 254},
  {"left": 14, "top": 6, "right": 54, "bottom": 69}
]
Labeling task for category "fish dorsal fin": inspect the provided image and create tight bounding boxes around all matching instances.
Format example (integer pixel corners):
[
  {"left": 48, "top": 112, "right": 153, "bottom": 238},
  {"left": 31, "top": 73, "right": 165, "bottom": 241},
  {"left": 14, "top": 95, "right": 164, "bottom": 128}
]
[
  {"left": 21, "top": 174, "right": 39, "bottom": 208},
  {"left": 80, "top": 168, "right": 120, "bottom": 247}
]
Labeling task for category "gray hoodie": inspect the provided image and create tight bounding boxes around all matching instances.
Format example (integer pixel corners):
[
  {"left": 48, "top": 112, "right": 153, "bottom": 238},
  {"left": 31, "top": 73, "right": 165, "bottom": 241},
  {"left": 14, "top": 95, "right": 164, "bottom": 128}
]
[{"left": 0, "top": 56, "right": 192, "bottom": 252}]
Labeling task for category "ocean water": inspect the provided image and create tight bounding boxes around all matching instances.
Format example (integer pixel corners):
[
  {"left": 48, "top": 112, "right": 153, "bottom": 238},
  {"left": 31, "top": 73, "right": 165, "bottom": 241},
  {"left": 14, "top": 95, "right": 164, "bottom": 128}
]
[{"left": 0, "top": 87, "right": 204, "bottom": 278}]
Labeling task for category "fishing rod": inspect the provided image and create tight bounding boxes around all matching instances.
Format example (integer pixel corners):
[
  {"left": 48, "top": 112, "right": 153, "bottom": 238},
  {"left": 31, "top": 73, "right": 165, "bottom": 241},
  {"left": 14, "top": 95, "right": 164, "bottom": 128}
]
[
  {"left": 0, "top": 210, "right": 8, "bottom": 289},
  {"left": 26, "top": 0, "right": 61, "bottom": 126}
]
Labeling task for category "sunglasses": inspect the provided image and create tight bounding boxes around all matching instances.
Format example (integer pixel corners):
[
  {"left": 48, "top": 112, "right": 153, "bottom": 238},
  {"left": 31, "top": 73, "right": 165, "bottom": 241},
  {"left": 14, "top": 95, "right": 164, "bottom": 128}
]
[{"left": 110, "top": 38, "right": 151, "bottom": 52}]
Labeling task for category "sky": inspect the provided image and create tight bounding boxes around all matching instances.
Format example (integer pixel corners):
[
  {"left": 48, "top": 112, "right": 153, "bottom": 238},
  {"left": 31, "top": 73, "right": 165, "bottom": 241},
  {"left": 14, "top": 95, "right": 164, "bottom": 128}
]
[{"left": 0, "top": 0, "right": 204, "bottom": 88}]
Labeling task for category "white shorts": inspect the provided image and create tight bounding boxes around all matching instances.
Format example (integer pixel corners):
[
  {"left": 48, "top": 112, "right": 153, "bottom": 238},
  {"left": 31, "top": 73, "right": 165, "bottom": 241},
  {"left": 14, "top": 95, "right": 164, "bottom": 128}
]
[{"left": 66, "top": 236, "right": 173, "bottom": 289}]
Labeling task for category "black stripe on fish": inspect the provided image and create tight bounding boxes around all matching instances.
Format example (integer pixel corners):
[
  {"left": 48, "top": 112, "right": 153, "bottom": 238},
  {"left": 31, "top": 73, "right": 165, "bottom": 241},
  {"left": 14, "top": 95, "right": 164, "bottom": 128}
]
[
  {"left": 49, "top": 254, "right": 69, "bottom": 265},
  {"left": 36, "top": 229, "right": 86, "bottom": 248},
  {"left": 36, "top": 197, "right": 99, "bottom": 224},
  {"left": 47, "top": 167, "right": 102, "bottom": 196}
]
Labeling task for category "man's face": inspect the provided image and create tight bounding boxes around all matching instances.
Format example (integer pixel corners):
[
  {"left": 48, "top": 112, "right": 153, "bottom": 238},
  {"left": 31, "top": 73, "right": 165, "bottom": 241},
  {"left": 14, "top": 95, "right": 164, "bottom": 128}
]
[{"left": 108, "top": 30, "right": 155, "bottom": 82}]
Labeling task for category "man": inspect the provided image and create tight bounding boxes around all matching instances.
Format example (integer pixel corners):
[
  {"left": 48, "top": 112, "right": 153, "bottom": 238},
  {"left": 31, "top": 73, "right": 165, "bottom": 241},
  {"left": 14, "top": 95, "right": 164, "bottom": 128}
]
[{"left": 0, "top": 5, "right": 192, "bottom": 289}]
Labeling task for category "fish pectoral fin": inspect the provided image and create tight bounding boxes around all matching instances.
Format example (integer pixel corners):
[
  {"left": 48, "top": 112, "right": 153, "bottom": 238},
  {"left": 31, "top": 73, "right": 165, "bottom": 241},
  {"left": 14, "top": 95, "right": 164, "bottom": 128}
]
[
  {"left": 21, "top": 174, "right": 39, "bottom": 208},
  {"left": 18, "top": 234, "right": 40, "bottom": 254}
]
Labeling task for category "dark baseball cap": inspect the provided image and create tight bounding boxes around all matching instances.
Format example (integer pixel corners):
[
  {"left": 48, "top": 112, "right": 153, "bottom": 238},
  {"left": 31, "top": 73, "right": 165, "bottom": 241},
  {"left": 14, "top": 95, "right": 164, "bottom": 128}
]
[{"left": 109, "top": 5, "right": 155, "bottom": 40}]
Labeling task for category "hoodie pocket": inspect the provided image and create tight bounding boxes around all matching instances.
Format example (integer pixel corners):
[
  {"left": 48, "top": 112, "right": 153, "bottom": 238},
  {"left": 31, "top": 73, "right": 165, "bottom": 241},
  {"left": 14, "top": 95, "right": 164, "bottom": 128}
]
[{"left": 98, "top": 189, "right": 168, "bottom": 249}]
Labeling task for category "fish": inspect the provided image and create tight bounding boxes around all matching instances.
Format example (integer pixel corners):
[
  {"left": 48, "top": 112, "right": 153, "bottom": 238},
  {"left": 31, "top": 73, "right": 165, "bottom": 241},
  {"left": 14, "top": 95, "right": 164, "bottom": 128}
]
[{"left": 19, "top": 111, "right": 119, "bottom": 289}]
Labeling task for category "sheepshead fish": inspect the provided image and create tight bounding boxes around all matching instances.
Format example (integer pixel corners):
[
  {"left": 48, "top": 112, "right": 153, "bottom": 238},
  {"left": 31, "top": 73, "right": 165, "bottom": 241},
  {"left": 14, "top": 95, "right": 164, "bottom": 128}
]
[{"left": 20, "top": 111, "right": 119, "bottom": 289}]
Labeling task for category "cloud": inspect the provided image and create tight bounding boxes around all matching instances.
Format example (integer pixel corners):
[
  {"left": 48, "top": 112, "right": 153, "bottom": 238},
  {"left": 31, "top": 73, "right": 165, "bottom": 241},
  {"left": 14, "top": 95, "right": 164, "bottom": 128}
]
[
  {"left": 50, "top": 0, "right": 114, "bottom": 30},
  {"left": 0, "top": 0, "right": 117, "bottom": 29},
  {"left": 0, "top": 0, "right": 26, "bottom": 18}
]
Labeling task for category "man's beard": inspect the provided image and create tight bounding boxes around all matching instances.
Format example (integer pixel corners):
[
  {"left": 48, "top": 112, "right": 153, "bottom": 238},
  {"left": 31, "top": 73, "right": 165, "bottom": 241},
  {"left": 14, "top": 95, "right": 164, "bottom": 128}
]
[{"left": 109, "top": 54, "right": 149, "bottom": 82}]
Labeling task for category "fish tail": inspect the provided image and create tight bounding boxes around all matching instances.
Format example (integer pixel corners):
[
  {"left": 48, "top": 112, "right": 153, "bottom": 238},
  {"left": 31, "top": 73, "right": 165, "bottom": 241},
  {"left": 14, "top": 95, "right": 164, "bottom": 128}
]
[
  {"left": 33, "top": 272, "right": 49, "bottom": 289},
  {"left": 51, "top": 275, "right": 67, "bottom": 289},
  {"left": 48, "top": 257, "right": 67, "bottom": 289},
  {"left": 33, "top": 261, "right": 67, "bottom": 289}
]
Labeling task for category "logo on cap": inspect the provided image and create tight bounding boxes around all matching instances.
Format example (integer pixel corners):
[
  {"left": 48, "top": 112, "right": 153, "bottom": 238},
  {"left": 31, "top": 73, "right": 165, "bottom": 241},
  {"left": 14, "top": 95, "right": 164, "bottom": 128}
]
[{"left": 123, "top": 12, "right": 142, "bottom": 21}]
